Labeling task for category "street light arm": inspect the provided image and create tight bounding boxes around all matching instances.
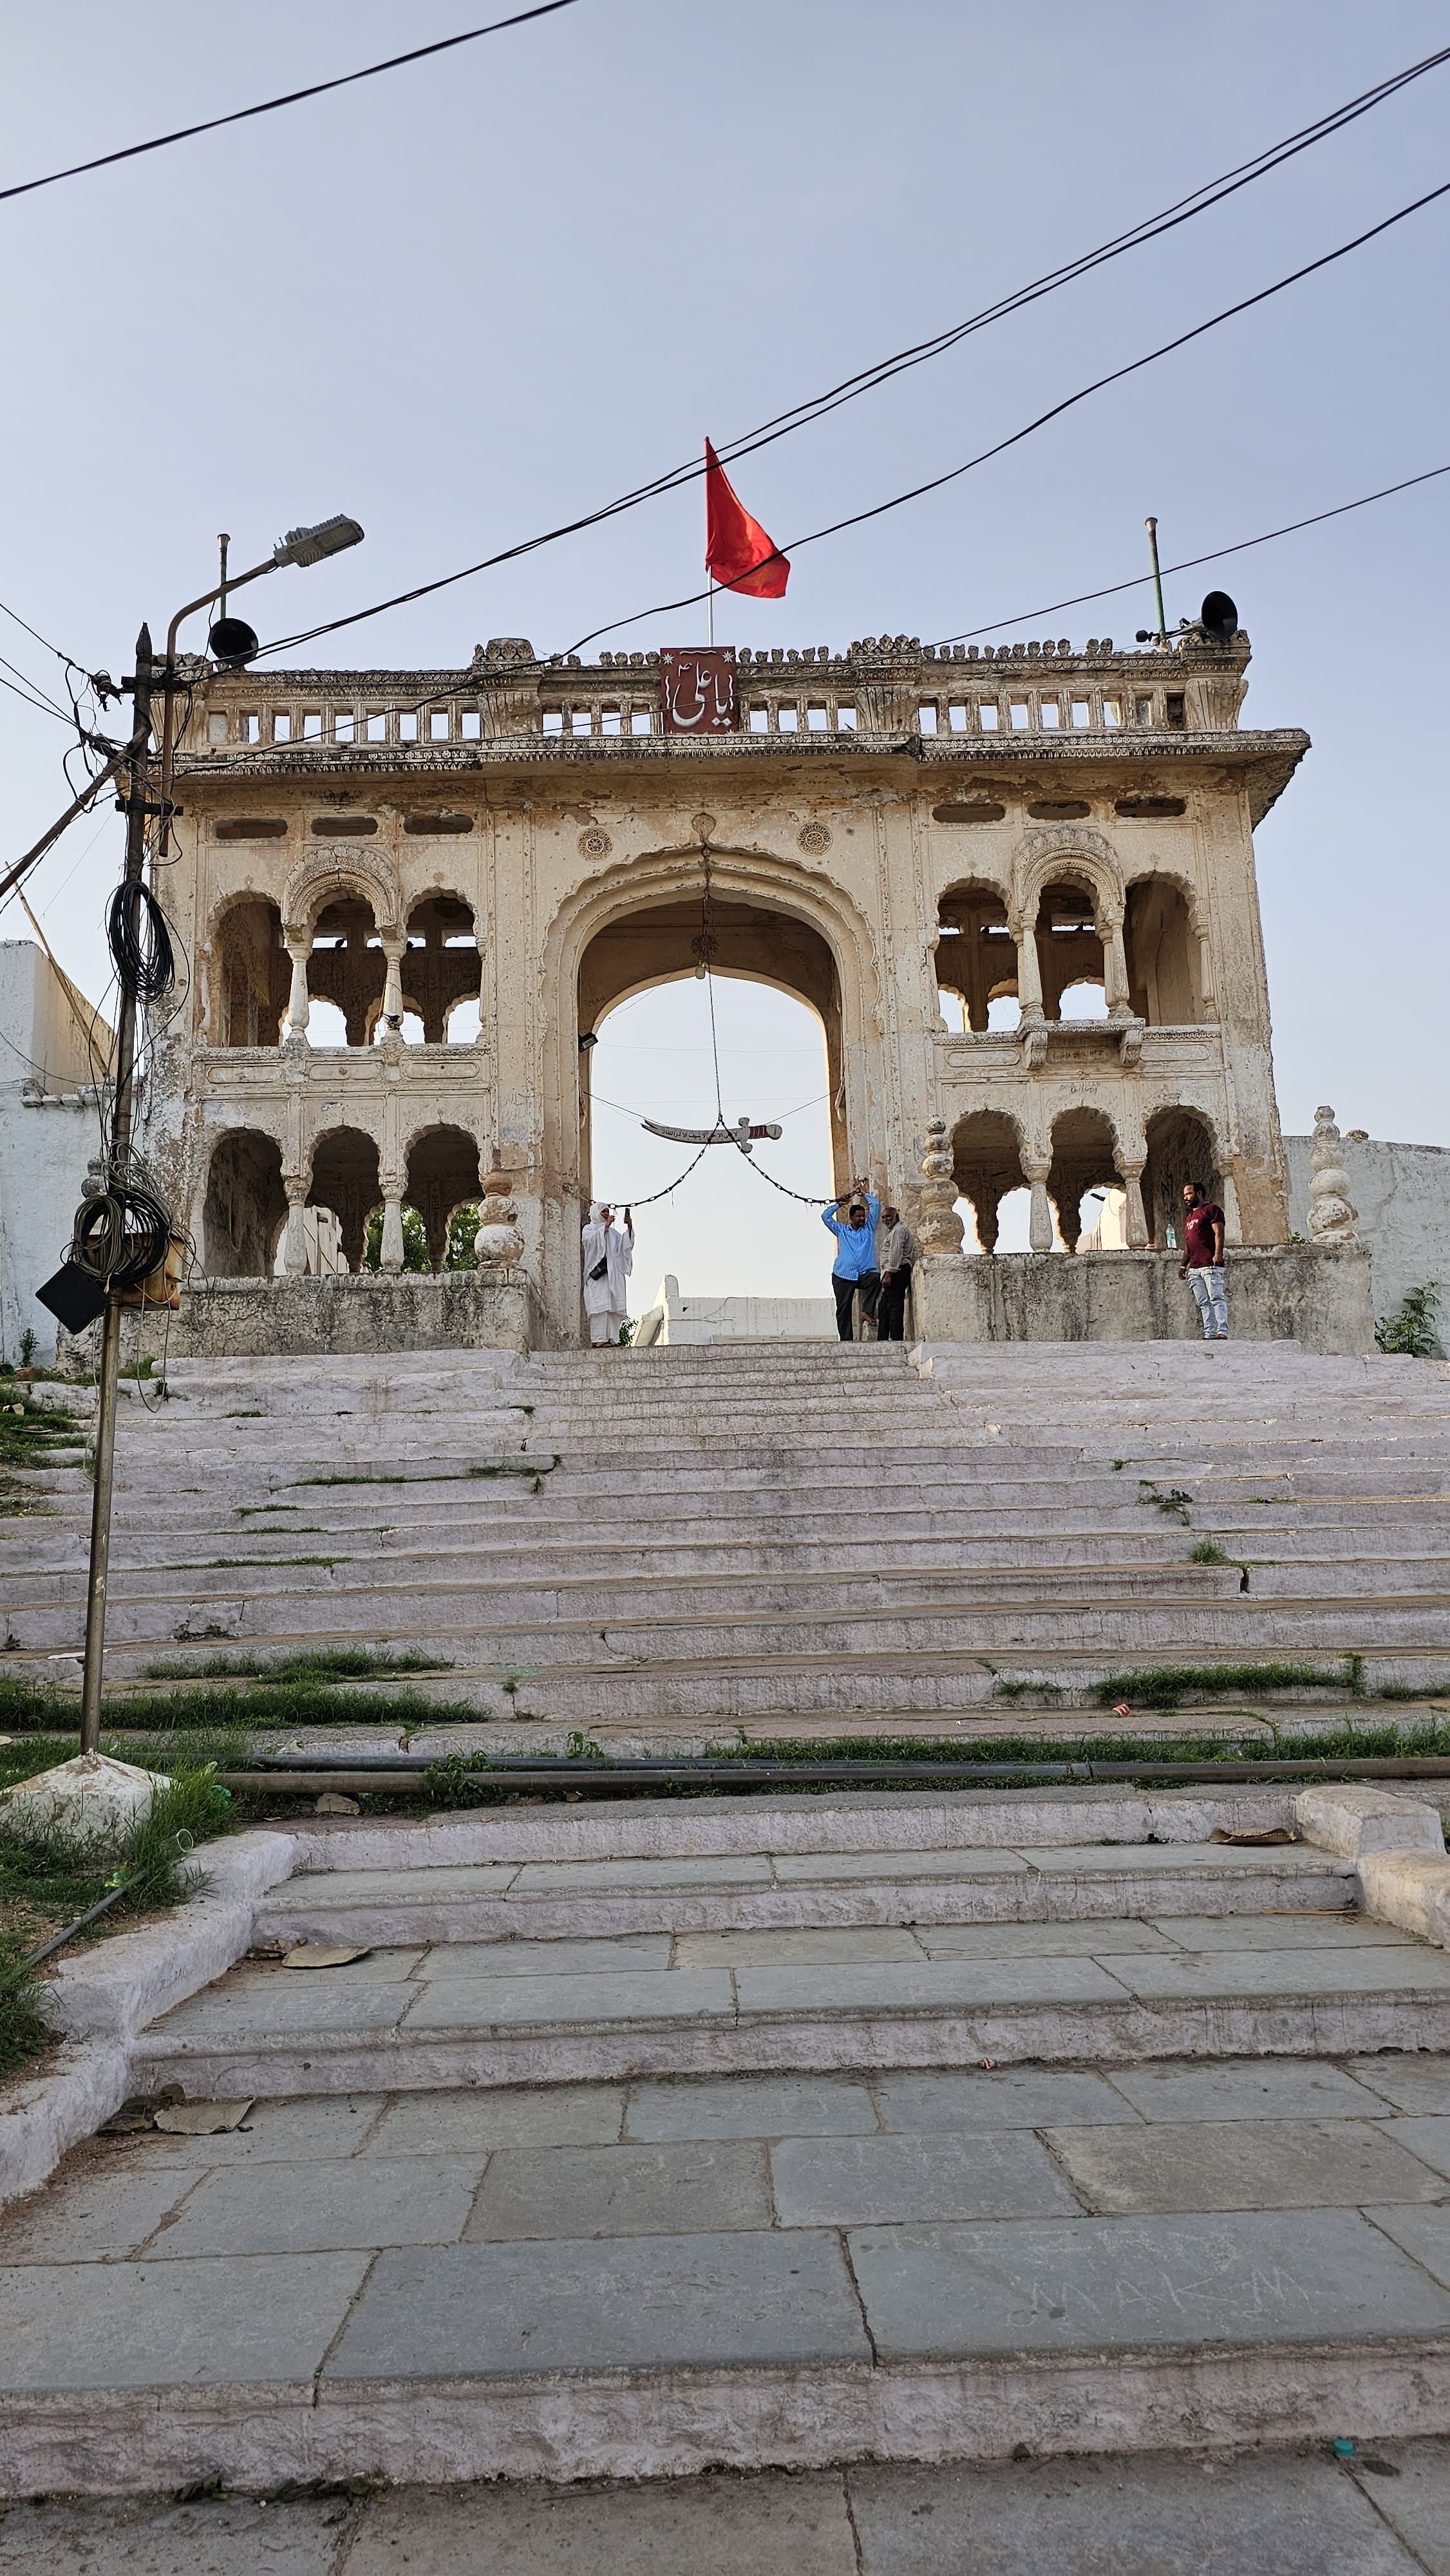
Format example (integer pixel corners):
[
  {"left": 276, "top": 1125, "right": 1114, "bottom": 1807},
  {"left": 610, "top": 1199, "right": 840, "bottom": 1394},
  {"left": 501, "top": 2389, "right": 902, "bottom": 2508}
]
[{"left": 156, "top": 553, "right": 279, "bottom": 864}]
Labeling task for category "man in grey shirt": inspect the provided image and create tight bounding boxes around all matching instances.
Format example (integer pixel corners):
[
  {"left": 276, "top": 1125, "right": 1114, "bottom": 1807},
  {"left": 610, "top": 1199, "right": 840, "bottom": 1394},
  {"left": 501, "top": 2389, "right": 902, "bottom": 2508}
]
[{"left": 876, "top": 1205, "right": 918, "bottom": 1341}]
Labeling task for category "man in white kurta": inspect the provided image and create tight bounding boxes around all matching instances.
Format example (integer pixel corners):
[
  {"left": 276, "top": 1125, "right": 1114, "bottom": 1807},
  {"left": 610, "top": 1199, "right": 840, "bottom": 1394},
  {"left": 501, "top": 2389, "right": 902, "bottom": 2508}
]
[{"left": 581, "top": 1204, "right": 634, "bottom": 1345}]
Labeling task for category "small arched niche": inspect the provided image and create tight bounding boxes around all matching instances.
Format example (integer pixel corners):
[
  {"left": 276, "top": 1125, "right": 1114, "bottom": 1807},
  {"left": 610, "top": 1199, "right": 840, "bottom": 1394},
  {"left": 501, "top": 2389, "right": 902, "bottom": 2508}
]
[
  {"left": 308, "top": 898, "right": 387, "bottom": 1046},
  {"left": 951, "top": 1109, "right": 1026, "bottom": 1254},
  {"left": 1126, "top": 878, "right": 1198, "bottom": 1025},
  {"left": 937, "top": 880, "right": 1016, "bottom": 1033},
  {"left": 405, "top": 1124, "right": 483, "bottom": 1269},
  {"left": 1142, "top": 1105, "right": 1220, "bottom": 1249},
  {"left": 212, "top": 900, "right": 290, "bottom": 1048},
  {"left": 1048, "top": 1106, "right": 1120, "bottom": 1253},
  {"left": 1035, "top": 877, "right": 1106, "bottom": 1019},
  {"left": 203, "top": 1129, "right": 287, "bottom": 1275},
  {"left": 402, "top": 894, "right": 483, "bottom": 1043},
  {"left": 308, "top": 1126, "right": 382, "bottom": 1271}
]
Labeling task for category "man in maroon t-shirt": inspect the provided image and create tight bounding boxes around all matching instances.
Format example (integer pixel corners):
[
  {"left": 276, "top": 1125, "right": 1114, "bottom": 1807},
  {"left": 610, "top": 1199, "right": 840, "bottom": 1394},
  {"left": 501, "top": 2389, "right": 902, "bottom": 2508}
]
[{"left": 1178, "top": 1182, "right": 1228, "bottom": 1340}]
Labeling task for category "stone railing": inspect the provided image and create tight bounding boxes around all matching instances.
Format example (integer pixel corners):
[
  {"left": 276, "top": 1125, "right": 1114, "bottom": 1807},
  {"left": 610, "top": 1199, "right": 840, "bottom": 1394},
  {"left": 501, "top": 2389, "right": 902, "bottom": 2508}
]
[{"left": 181, "top": 631, "right": 1251, "bottom": 757}]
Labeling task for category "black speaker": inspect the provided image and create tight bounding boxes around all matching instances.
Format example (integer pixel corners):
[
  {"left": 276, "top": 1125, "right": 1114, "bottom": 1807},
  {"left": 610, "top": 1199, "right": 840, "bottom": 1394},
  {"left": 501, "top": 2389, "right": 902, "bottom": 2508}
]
[
  {"left": 209, "top": 616, "right": 260, "bottom": 668},
  {"left": 36, "top": 1261, "right": 109, "bottom": 1333},
  {"left": 1200, "top": 590, "right": 1238, "bottom": 643}
]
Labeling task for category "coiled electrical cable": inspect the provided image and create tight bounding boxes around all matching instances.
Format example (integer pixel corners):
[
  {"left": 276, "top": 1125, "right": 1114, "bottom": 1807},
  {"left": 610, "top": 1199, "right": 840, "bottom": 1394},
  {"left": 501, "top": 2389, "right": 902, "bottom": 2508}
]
[
  {"left": 107, "top": 880, "right": 175, "bottom": 1006},
  {"left": 72, "top": 1180, "right": 172, "bottom": 1290}
]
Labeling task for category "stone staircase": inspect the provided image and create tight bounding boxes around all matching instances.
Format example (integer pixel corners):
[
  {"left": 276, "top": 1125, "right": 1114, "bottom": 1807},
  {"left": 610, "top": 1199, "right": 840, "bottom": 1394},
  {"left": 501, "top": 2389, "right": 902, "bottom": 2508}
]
[
  {"left": 5, "top": 1340, "right": 1450, "bottom": 1725},
  {"left": 5, "top": 1784, "right": 1450, "bottom": 2494}
]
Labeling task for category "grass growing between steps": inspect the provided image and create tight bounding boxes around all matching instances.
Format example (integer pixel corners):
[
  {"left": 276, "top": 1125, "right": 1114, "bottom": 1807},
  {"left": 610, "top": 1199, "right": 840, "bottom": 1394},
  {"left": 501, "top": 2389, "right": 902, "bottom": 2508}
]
[
  {"left": 0, "top": 1677, "right": 478, "bottom": 1736},
  {"left": 0, "top": 1400, "right": 86, "bottom": 1515},
  {"left": 1093, "top": 1656, "right": 1368, "bottom": 1709},
  {"left": 720, "top": 1719, "right": 1450, "bottom": 1766},
  {"left": 140, "top": 1649, "right": 450, "bottom": 1685},
  {"left": 0, "top": 1743, "right": 242, "bottom": 2079}
]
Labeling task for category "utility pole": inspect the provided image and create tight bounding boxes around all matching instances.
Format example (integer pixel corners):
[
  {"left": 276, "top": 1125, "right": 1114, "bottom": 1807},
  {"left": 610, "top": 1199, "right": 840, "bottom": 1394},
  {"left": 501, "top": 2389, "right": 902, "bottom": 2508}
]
[
  {"left": 78, "top": 625, "right": 155, "bottom": 1757},
  {"left": 1145, "top": 515, "right": 1169, "bottom": 647}
]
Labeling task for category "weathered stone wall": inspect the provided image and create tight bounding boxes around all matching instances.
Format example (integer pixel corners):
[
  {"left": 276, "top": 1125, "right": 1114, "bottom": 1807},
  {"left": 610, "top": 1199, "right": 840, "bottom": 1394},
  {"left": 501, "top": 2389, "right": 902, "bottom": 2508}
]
[
  {"left": 1284, "top": 1135, "right": 1450, "bottom": 1329},
  {"left": 57, "top": 1272, "right": 556, "bottom": 1368},
  {"left": 911, "top": 1243, "right": 1376, "bottom": 1356}
]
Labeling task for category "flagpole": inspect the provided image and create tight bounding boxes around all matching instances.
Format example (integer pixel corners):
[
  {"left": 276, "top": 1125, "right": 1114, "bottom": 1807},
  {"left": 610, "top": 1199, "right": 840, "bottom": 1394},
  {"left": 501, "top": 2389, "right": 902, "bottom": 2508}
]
[{"left": 706, "top": 574, "right": 714, "bottom": 647}]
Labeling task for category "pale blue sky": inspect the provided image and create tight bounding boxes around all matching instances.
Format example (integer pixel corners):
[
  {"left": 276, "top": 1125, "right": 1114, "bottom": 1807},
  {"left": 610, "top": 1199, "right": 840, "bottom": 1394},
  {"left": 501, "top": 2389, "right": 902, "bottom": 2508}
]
[{"left": 3, "top": 2, "right": 1447, "bottom": 1298}]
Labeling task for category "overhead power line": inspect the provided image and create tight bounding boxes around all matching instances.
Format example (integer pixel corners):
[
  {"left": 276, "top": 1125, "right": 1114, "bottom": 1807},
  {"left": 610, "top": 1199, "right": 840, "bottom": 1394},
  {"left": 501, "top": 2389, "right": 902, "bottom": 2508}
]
[
  {"left": 0, "top": 0, "right": 584, "bottom": 205},
  {"left": 928, "top": 462, "right": 1450, "bottom": 647},
  {"left": 253, "top": 43, "right": 1450, "bottom": 663},
  {"left": 555, "top": 173, "right": 1450, "bottom": 659}
]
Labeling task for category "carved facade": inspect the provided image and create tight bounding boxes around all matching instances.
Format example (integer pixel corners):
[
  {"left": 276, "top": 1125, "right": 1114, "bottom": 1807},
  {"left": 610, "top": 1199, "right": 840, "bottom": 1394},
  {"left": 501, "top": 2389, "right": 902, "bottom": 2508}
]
[{"left": 141, "top": 625, "right": 1306, "bottom": 1343}]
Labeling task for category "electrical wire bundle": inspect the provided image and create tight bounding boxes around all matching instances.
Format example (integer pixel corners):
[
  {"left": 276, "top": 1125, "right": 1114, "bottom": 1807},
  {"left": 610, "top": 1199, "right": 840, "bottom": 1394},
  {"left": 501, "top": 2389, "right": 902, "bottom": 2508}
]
[
  {"left": 106, "top": 879, "right": 175, "bottom": 1006},
  {"left": 71, "top": 1166, "right": 172, "bottom": 1293}
]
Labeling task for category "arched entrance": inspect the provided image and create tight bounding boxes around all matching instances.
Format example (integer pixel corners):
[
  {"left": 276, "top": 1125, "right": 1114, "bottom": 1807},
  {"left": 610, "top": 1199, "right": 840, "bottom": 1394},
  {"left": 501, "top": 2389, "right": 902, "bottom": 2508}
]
[{"left": 541, "top": 848, "right": 885, "bottom": 1340}]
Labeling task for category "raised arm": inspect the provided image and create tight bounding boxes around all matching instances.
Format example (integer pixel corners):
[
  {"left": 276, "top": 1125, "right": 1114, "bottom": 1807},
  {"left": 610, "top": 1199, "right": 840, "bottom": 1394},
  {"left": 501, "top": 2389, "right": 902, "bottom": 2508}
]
[{"left": 821, "top": 1203, "right": 843, "bottom": 1236}]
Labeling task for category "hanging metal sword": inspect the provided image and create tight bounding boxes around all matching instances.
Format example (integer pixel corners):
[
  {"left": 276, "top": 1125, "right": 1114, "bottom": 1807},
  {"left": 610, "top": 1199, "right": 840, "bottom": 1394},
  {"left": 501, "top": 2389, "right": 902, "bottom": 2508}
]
[{"left": 639, "top": 1115, "right": 782, "bottom": 1153}]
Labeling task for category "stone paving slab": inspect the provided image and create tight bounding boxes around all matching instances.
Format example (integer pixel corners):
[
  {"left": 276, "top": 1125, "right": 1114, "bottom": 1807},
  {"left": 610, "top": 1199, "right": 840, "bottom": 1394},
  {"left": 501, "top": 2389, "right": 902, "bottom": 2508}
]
[
  {"left": 1355, "top": 2438, "right": 1450, "bottom": 2574},
  {"left": 1106, "top": 2059, "right": 1392, "bottom": 2121},
  {"left": 673, "top": 1928, "right": 927, "bottom": 1969},
  {"left": 0, "top": 2163, "right": 196, "bottom": 2264},
  {"left": 1349, "top": 2055, "right": 1450, "bottom": 2114},
  {"left": 872, "top": 2069, "right": 1138, "bottom": 2132},
  {"left": 466, "top": 2141, "right": 773, "bottom": 2240},
  {"left": 733, "top": 1958, "right": 1131, "bottom": 2014},
  {"left": 0, "top": 2493, "right": 347, "bottom": 2576},
  {"left": 847, "top": 2207, "right": 1450, "bottom": 2358},
  {"left": 1368, "top": 2204, "right": 1450, "bottom": 2291},
  {"left": 845, "top": 2448, "right": 1435, "bottom": 2576},
  {"left": 513, "top": 1857, "right": 775, "bottom": 1890},
  {"left": 400, "top": 1968, "right": 735, "bottom": 2029},
  {"left": 919, "top": 1920, "right": 1179, "bottom": 1957},
  {"left": 367, "top": 2085, "right": 625, "bottom": 2155},
  {"left": 0, "top": 2251, "right": 370, "bottom": 2391},
  {"left": 625, "top": 2075, "right": 880, "bottom": 2140},
  {"left": 156, "top": 1983, "right": 410, "bottom": 2038},
  {"left": 1028, "top": 1843, "right": 1348, "bottom": 1875},
  {"left": 771, "top": 2131, "right": 1080, "bottom": 2226},
  {"left": 150, "top": 2154, "right": 487, "bottom": 2258},
  {"left": 1387, "top": 2117, "right": 1450, "bottom": 2180},
  {"left": 1048, "top": 2116, "right": 1450, "bottom": 2213},
  {"left": 1148, "top": 1914, "right": 1418, "bottom": 1951},
  {"left": 415, "top": 1935, "right": 674, "bottom": 1978},
  {"left": 1115, "top": 1949, "right": 1450, "bottom": 2000},
  {"left": 342, "top": 2468, "right": 857, "bottom": 2576},
  {"left": 326, "top": 2228, "right": 871, "bottom": 2379},
  {"left": 771, "top": 1851, "right": 1030, "bottom": 1882}
]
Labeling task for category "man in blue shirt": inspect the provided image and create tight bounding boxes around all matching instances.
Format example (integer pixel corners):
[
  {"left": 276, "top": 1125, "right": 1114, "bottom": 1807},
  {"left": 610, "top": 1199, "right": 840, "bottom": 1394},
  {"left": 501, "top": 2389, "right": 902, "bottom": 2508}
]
[{"left": 822, "top": 1178, "right": 881, "bottom": 1341}]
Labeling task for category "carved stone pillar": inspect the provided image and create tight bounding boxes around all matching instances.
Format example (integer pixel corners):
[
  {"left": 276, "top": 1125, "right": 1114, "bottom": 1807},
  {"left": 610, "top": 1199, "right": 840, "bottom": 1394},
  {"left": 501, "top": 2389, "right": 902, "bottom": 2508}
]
[
  {"left": 1024, "top": 1158, "right": 1055, "bottom": 1253},
  {"left": 283, "top": 938, "right": 311, "bottom": 1046},
  {"left": 1012, "top": 913, "right": 1044, "bottom": 1022},
  {"left": 379, "top": 1187, "right": 406, "bottom": 1273},
  {"left": 1103, "top": 909, "right": 1131, "bottom": 1019},
  {"left": 380, "top": 939, "right": 406, "bottom": 1034},
  {"left": 1117, "top": 1158, "right": 1149, "bottom": 1250},
  {"left": 1197, "top": 931, "right": 1216, "bottom": 1020},
  {"left": 918, "top": 1118, "right": 965, "bottom": 1255},
  {"left": 281, "top": 1180, "right": 308, "bottom": 1276}
]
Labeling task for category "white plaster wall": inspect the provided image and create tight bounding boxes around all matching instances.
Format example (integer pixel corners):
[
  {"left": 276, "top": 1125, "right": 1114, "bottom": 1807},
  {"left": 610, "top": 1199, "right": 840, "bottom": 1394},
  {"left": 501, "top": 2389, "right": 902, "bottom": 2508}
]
[
  {"left": 0, "top": 943, "right": 108, "bottom": 1361},
  {"left": 1284, "top": 1134, "right": 1450, "bottom": 1330},
  {"left": 639, "top": 1273, "right": 835, "bottom": 1343}
]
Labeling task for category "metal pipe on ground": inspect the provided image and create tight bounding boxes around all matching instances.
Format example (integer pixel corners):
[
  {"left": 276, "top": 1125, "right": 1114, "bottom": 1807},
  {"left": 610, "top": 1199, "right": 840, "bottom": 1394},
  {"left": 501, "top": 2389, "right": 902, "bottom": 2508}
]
[{"left": 218, "top": 1754, "right": 1450, "bottom": 1797}]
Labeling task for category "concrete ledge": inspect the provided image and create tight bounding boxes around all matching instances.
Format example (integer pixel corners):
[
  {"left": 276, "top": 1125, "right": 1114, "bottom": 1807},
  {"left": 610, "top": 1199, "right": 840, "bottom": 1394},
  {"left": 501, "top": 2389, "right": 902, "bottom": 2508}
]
[
  {"left": 1294, "top": 1786, "right": 1447, "bottom": 1861},
  {"left": 0, "top": 1831, "right": 294, "bottom": 2211},
  {"left": 1359, "top": 1851, "right": 1450, "bottom": 1950},
  {"left": 3, "top": 2338, "right": 1448, "bottom": 2496},
  {"left": 911, "top": 1243, "right": 1376, "bottom": 1355}
]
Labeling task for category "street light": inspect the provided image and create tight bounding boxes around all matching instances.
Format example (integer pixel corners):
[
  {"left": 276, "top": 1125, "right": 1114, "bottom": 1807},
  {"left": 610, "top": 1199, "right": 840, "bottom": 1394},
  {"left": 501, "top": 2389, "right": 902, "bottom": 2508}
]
[{"left": 77, "top": 516, "right": 364, "bottom": 1756}]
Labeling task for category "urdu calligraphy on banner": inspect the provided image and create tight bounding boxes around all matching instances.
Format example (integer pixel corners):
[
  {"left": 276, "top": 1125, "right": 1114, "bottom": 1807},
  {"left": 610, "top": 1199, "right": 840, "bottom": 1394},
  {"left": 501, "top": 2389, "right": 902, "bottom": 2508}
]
[{"left": 659, "top": 646, "right": 739, "bottom": 735}]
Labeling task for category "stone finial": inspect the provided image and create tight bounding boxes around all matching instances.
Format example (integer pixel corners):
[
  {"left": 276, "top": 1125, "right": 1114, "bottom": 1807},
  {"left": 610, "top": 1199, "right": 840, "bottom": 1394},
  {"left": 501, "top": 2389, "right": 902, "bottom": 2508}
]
[
  {"left": 474, "top": 1149, "right": 524, "bottom": 1273},
  {"left": 918, "top": 1118, "right": 965, "bottom": 1255},
  {"left": 1306, "top": 1104, "right": 1359, "bottom": 1244}
]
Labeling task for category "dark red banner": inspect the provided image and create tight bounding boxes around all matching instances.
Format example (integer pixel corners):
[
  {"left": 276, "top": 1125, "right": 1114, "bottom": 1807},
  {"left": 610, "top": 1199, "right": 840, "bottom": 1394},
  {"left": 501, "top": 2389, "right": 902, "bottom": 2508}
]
[{"left": 660, "top": 645, "right": 739, "bottom": 734}]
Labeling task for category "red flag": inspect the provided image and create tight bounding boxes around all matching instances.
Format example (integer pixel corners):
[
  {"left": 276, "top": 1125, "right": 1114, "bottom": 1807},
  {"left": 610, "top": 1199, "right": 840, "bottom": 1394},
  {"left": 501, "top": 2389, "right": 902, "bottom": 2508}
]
[{"left": 704, "top": 439, "right": 789, "bottom": 598}]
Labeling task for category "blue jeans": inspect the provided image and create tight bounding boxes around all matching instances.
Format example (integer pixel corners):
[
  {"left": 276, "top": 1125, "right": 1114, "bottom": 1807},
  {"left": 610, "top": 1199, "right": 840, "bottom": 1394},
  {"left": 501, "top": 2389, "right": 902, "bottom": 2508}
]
[{"left": 1189, "top": 1265, "right": 1229, "bottom": 1338}]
